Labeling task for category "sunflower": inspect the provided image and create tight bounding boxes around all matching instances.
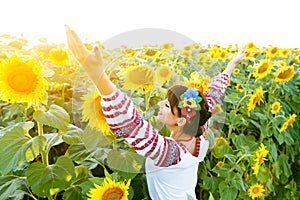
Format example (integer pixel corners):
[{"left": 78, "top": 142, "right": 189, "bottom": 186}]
[
  {"left": 219, "top": 48, "right": 228, "bottom": 61},
  {"left": 271, "top": 102, "right": 281, "bottom": 114},
  {"left": 48, "top": 48, "right": 69, "bottom": 65},
  {"left": 156, "top": 65, "right": 173, "bottom": 85},
  {"left": 0, "top": 55, "right": 48, "bottom": 107},
  {"left": 253, "top": 59, "right": 273, "bottom": 79},
  {"left": 144, "top": 49, "right": 157, "bottom": 57},
  {"left": 121, "top": 65, "right": 155, "bottom": 93},
  {"left": 274, "top": 66, "right": 295, "bottom": 83},
  {"left": 233, "top": 68, "right": 240, "bottom": 75},
  {"left": 266, "top": 46, "right": 279, "bottom": 58},
  {"left": 248, "top": 183, "right": 265, "bottom": 199},
  {"left": 123, "top": 49, "right": 137, "bottom": 58},
  {"left": 280, "top": 48, "right": 289, "bottom": 57},
  {"left": 245, "top": 42, "right": 257, "bottom": 52},
  {"left": 87, "top": 177, "right": 131, "bottom": 200},
  {"left": 216, "top": 161, "right": 224, "bottom": 167},
  {"left": 161, "top": 43, "right": 174, "bottom": 50},
  {"left": 247, "top": 86, "right": 263, "bottom": 111},
  {"left": 254, "top": 144, "right": 268, "bottom": 165},
  {"left": 188, "top": 78, "right": 209, "bottom": 94},
  {"left": 252, "top": 163, "right": 260, "bottom": 175},
  {"left": 280, "top": 114, "right": 297, "bottom": 132},
  {"left": 81, "top": 91, "right": 113, "bottom": 136},
  {"left": 235, "top": 84, "right": 244, "bottom": 93}
]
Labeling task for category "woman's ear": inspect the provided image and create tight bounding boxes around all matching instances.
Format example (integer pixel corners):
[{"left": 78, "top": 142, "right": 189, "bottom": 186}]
[{"left": 176, "top": 117, "right": 186, "bottom": 126}]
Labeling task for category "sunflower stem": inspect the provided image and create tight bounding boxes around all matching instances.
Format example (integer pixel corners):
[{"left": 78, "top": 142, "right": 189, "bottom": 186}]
[
  {"left": 37, "top": 121, "right": 49, "bottom": 166},
  {"left": 227, "top": 125, "right": 232, "bottom": 140},
  {"left": 145, "top": 91, "right": 149, "bottom": 110},
  {"left": 113, "top": 137, "right": 117, "bottom": 151}
]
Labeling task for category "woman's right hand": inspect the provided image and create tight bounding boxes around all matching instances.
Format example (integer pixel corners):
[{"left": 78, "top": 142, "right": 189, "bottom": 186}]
[{"left": 65, "top": 25, "right": 104, "bottom": 85}]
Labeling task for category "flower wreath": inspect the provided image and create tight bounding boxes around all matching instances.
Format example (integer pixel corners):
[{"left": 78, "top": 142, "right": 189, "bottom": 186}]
[{"left": 178, "top": 88, "right": 203, "bottom": 122}]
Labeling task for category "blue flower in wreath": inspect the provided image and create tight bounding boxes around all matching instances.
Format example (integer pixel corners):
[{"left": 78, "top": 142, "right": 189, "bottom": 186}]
[{"left": 178, "top": 88, "right": 202, "bottom": 122}]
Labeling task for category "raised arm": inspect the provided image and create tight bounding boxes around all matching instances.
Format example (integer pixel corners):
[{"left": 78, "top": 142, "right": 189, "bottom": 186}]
[
  {"left": 65, "top": 26, "right": 184, "bottom": 167},
  {"left": 201, "top": 50, "right": 246, "bottom": 134},
  {"left": 206, "top": 49, "right": 247, "bottom": 111},
  {"left": 65, "top": 25, "right": 114, "bottom": 96}
]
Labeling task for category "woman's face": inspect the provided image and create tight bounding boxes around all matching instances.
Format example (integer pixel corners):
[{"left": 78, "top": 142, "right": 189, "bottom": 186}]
[{"left": 157, "top": 99, "right": 180, "bottom": 126}]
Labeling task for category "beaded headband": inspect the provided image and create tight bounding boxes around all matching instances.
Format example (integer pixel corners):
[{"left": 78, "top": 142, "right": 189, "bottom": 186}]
[{"left": 178, "top": 88, "right": 202, "bottom": 122}]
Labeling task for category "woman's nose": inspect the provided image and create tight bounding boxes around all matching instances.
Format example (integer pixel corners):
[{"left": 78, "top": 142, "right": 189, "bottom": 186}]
[{"left": 158, "top": 100, "right": 165, "bottom": 107}]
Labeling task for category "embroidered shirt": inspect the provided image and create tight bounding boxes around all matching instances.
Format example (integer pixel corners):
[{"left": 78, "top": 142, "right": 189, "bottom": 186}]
[{"left": 100, "top": 72, "right": 229, "bottom": 200}]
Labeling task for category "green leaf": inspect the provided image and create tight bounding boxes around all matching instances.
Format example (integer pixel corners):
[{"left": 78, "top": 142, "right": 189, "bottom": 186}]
[
  {"left": 26, "top": 156, "right": 75, "bottom": 198},
  {"left": 275, "top": 154, "right": 292, "bottom": 179},
  {"left": 232, "top": 134, "right": 258, "bottom": 152},
  {"left": 33, "top": 104, "right": 70, "bottom": 131},
  {"left": 0, "top": 125, "right": 46, "bottom": 174},
  {"left": 80, "top": 177, "right": 104, "bottom": 198},
  {"left": 63, "top": 186, "right": 84, "bottom": 200},
  {"left": 107, "top": 149, "right": 145, "bottom": 179},
  {"left": 0, "top": 176, "right": 27, "bottom": 200},
  {"left": 62, "top": 124, "right": 83, "bottom": 144},
  {"left": 227, "top": 172, "right": 246, "bottom": 191},
  {"left": 72, "top": 166, "right": 93, "bottom": 185},
  {"left": 219, "top": 181, "right": 238, "bottom": 200},
  {"left": 82, "top": 126, "right": 112, "bottom": 150}
]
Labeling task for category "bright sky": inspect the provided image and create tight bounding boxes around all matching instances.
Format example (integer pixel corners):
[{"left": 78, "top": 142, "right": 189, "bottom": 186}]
[{"left": 1, "top": 0, "right": 300, "bottom": 48}]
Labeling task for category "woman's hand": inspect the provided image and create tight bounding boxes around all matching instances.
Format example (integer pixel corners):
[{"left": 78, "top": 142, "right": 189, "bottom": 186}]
[
  {"left": 224, "top": 49, "right": 247, "bottom": 74},
  {"left": 65, "top": 25, "right": 104, "bottom": 85}
]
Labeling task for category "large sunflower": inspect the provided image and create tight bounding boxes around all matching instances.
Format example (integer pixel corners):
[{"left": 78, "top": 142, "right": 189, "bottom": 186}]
[
  {"left": 0, "top": 55, "right": 48, "bottom": 107},
  {"left": 87, "top": 177, "right": 131, "bottom": 200},
  {"left": 253, "top": 59, "right": 273, "bottom": 79},
  {"left": 248, "top": 183, "right": 265, "bottom": 199},
  {"left": 48, "top": 48, "right": 69, "bottom": 65},
  {"left": 81, "top": 91, "right": 113, "bottom": 136},
  {"left": 274, "top": 66, "right": 295, "bottom": 83},
  {"left": 280, "top": 114, "right": 297, "bottom": 132},
  {"left": 122, "top": 65, "right": 155, "bottom": 93},
  {"left": 247, "top": 86, "right": 263, "bottom": 111},
  {"left": 156, "top": 65, "right": 173, "bottom": 85}
]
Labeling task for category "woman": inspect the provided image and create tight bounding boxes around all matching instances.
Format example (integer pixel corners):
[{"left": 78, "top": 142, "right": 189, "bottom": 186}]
[{"left": 65, "top": 25, "right": 246, "bottom": 200}]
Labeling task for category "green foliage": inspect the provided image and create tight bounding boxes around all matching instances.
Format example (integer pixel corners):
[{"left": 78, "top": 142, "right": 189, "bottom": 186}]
[{"left": 0, "top": 34, "right": 299, "bottom": 199}]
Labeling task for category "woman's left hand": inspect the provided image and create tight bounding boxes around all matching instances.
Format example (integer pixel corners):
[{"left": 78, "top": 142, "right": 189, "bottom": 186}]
[{"left": 224, "top": 49, "right": 247, "bottom": 74}]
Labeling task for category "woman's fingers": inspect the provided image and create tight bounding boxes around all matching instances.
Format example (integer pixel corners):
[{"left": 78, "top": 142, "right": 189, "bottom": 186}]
[{"left": 65, "top": 25, "right": 89, "bottom": 63}]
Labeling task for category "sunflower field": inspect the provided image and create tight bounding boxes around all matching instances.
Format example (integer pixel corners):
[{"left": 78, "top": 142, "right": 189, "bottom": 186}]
[{"left": 0, "top": 34, "right": 299, "bottom": 200}]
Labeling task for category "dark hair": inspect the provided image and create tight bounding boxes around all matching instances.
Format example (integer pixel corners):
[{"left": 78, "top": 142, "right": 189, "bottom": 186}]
[{"left": 167, "top": 85, "right": 212, "bottom": 137}]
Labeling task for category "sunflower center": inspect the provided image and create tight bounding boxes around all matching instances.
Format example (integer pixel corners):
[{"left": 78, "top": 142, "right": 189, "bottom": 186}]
[
  {"left": 258, "top": 63, "right": 268, "bottom": 73},
  {"left": 159, "top": 68, "right": 169, "bottom": 77},
  {"left": 278, "top": 68, "right": 292, "bottom": 79},
  {"left": 8, "top": 69, "right": 38, "bottom": 93},
  {"left": 102, "top": 187, "right": 123, "bottom": 200},
  {"left": 271, "top": 48, "right": 278, "bottom": 54},
  {"left": 252, "top": 187, "right": 260, "bottom": 194}
]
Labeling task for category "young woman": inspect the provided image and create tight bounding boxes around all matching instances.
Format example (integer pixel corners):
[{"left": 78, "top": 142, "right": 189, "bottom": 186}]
[{"left": 65, "top": 25, "right": 247, "bottom": 200}]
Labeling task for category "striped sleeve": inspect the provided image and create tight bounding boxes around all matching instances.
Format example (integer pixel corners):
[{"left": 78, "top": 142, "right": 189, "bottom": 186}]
[
  {"left": 195, "top": 136, "right": 209, "bottom": 161},
  {"left": 201, "top": 72, "right": 229, "bottom": 135},
  {"left": 100, "top": 88, "right": 183, "bottom": 167}
]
